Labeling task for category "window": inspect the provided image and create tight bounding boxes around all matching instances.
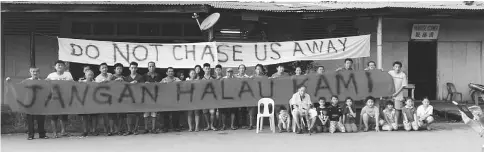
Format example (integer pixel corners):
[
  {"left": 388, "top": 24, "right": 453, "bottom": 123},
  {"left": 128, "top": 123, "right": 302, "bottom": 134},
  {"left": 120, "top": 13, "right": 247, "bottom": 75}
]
[
  {"left": 139, "top": 23, "right": 160, "bottom": 36},
  {"left": 117, "top": 22, "right": 137, "bottom": 36},
  {"left": 71, "top": 22, "right": 91, "bottom": 35},
  {"left": 92, "top": 22, "right": 114, "bottom": 35},
  {"left": 183, "top": 23, "right": 202, "bottom": 36},
  {"left": 162, "top": 23, "right": 182, "bottom": 36}
]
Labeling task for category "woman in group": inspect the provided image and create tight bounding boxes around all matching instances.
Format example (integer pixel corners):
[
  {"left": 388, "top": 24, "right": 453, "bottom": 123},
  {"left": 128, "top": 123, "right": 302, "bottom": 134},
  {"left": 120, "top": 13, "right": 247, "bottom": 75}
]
[
  {"left": 186, "top": 69, "right": 201, "bottom": 132},
  {"left": 194, "top": 65, "right": 203, "bottom": 79}
]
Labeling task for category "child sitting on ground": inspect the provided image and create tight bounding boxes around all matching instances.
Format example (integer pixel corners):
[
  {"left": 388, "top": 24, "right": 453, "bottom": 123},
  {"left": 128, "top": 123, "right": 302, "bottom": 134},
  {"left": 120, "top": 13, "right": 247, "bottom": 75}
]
[
  {"left": 308, "top": 104, "right": 319, "bottom": 133},
  {"left": 416, "top": 98, "right": 434, "bottom": 130},
  {"left": 278, "top": 109, "right": 291, "bottom": 133},
  {"left": 402, "top": 98, "right": 418, "bottom": 131},
  {"left": 317, "top": 108, "right": 330, "bottom": 133},
  {"left": 360, "top": 96, "right": 380, "bottom": 132},
  {"left": 328, "top": 96, "right": 346, "bottom": 133},
  {"left": 380, "top": 101, "right": 398, "bottom": 131},
  {"left": 343, "top": 97, "right": 358, "bottom": 133}
]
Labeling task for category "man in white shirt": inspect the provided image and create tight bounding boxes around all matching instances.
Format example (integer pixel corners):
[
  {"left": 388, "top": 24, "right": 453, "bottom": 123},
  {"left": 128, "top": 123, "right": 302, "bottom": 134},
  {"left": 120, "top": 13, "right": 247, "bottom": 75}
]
[
  {"left": 416, "top": 98, "right": 434, "bottom": 130},
  {"left": 160, "top": 67, "right": 182, "bottom": 132},
  {"left": 94, "top": 63, "right": 114, "bottom": 136},
  {"left": 388, "top": 61, "right": 408, "bottom": 127},
  {"left": 290, "top": 86, "right": 311, "bottom": 133},
  {"left": 45, "top": 60, "right": 73, "bottom": 138}
]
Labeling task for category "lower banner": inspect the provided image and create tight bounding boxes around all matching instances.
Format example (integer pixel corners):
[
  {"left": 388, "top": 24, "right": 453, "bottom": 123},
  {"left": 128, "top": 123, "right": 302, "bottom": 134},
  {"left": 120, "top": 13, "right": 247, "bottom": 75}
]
[{"left": 6, "top": 71, "right": 394, "bottom": 115}]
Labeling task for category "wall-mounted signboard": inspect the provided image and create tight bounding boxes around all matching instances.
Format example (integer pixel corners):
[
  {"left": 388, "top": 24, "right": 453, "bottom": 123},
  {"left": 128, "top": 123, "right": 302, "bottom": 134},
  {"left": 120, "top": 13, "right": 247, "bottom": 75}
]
[{"left": 411, "top": 24, "right": 440, "bottom": 40}]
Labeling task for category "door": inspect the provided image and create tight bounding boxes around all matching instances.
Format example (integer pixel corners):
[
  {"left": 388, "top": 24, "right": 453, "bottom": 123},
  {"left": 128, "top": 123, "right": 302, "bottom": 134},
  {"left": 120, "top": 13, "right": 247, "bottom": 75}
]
[{"left": 408, "top": 41, "right": 438, "bottom": 100}]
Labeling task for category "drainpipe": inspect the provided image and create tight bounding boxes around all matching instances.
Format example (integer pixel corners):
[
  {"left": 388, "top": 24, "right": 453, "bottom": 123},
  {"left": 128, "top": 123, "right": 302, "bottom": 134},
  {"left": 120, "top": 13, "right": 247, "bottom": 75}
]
[
  {"left": 30, "top": 32, "right": 35, "bottom": 67},
  {"left": 377, "top": 16, "right": 383, "bottom": 70}
]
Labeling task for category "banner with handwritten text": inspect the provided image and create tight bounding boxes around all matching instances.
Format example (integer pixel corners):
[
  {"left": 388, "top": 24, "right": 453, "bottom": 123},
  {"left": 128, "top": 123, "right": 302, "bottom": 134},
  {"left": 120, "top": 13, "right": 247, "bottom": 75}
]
[
  {"left": 6, "top": 71, "right": 393, "bottom": 115},
  {"left": 58, "top": 35, "right": 370, "bottom": 68}
]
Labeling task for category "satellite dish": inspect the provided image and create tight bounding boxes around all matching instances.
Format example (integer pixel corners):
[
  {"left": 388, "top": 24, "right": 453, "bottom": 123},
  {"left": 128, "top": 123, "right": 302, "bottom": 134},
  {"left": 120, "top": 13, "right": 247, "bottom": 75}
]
[{"left": 198, "top": 13, "right": 220, "bottom": 31}]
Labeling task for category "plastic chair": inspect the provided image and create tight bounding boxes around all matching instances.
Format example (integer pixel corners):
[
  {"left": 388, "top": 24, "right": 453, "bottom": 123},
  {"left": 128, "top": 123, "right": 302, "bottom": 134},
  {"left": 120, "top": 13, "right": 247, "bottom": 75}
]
[
  {"left": 256, "top": 98, "right": 275, "bottom": 133},
  {"left": 446, "top": 83, "right": 463, "bottom": 103}
]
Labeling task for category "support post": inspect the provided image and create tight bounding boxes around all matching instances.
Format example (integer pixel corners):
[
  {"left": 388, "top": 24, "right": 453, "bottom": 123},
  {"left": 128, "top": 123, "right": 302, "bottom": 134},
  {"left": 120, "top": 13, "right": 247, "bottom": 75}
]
[
  {"left": 377, "top": 16, "right": 383, "bottom": 69},
  {"left": 30, "top": 32, "right": 35, "bottom": 67},
  {"left": 208, "top": 27, "right": 214, "bottom": 42}
]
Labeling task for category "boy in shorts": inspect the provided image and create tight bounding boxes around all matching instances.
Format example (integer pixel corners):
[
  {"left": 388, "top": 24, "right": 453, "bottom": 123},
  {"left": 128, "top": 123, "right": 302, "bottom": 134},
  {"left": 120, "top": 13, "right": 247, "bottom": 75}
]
[
  {"left": 360, "top": 96, "right": 380, "bottom": 132},
  {"left": 388, "top": 61, "right": 408, "bottom": 127},
  {"left": 78, "top": 70, "right": 95, "bottom": 137},
  {"left": 328, "top": 96, "right": 346, "bottom": 133},
  {"left": 200, "top": 63, "right": 217, "bottom": 131},
  {"left": 111, "top": 63, "right": 127, "bottom": 135},
  {"left": 45, "top": 60, "right": 74, "bottom": 138},
  {"left": 380, "top": 101, "right": 398, "bottom": 131},
  {"left": 123, "top": 62, "right": 145, "bottom": 136},
  {"left": 143, "top": 61, "right": 161, "bottom": 134},
  {"left": 416, "top": 98, "right": 435, "bottom": 130}
]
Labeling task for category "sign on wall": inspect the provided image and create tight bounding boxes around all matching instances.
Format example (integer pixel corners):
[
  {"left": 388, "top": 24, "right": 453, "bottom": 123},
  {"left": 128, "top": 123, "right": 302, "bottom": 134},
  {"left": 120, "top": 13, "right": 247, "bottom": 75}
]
[
  {"left": 58, "top": 35, "right": 371, "bottom": 68},
  {"left": 411, "top": 24, "right": 440, "bottom": 40}
]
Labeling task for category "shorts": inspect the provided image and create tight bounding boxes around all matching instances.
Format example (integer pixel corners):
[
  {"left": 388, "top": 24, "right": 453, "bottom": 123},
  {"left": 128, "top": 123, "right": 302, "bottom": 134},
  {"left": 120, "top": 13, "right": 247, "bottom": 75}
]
[
  {"left": 51, "top": 115, "right": 68, "bottom": 121},
  {"left": 393, "top": 98, "right": 404, "bottom": 110},
  {"left": 404, "top": 121, "right": 419, "bottom": 131},
  {"left": 143, "top": 112, "right": 157, "bottom": 118},
  {"left": 418, "top": 116, "right": 434, "bottom": 127},
  {"left": 202, "top": 109, "right": 216, "bottom": 114},
  {"left": 344, "top": 123, "right": 358, "bottom": 132},
  {"left": 329, "top": 121, "right": 346, "bottom": 133},
  {"left": 309, "top": 109, "right": 318, "bottom": 118}
]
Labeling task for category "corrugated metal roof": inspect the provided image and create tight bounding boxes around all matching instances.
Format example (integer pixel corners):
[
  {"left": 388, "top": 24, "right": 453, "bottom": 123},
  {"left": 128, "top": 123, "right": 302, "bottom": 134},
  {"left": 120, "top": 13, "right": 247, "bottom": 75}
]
[{"left": 2, "top": 1, "right": 484, "bottom": 12}]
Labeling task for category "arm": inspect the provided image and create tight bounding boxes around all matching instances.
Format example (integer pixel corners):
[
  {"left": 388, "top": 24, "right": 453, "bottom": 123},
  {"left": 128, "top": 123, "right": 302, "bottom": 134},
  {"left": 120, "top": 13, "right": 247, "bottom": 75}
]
[
  {"left": 383, "top": 110, "right": 391, "bottom": 124},
  {"left": 359, "top": 107, "right": 365, "bottom": 128},
  {"left": 349, "top": 107, "right": 357, "bottom": 117},
  {"left": 375, "top": 110, "right": 380, "bottom": 131},
  {"left": 394, "top": 73, "right": 408, "bottom": 96},
  {"left": 402, "top": 110, "right": 409, "bottom": 123}
]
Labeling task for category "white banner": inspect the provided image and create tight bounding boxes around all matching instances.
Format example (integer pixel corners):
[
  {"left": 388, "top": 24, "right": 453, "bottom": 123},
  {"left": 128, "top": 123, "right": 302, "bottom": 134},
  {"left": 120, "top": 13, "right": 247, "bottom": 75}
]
[{"left": 58, "top": 35, "right": 370, "bottom": 68}]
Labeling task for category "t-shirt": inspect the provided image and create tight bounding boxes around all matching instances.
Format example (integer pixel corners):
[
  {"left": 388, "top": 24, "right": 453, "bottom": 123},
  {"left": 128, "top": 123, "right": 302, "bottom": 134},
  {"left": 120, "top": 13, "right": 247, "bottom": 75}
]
[
  {"left": 111, "top": 74, "right": 126, "bottom": 82},
  {"left": 95, "top": 73, "right": 112, "bottom": 83},
  {"left": 125, "top": 73, "right": 144, "bottom": 83},
  {"left": 343, "top": 105, "right": 357, "bottom": 124},
  {"left": 402, "top": 106, "right": 416, "bottom": 122},
  {"left": 388, "top": 70, "right": 408, "bottom": 101},
  {"left": 383, "top": 108, "right": 397, "bottom": 124},
  {"left": 361, "top": 105, "right": 379, "bottom": 118},
  {"left": 46, "top": 72, "right": 73, "bottom": 81},
  {"left": 336, "top": 67, "right": 353, "bottom": 72},
  {"left": 161, "top": 76, "right": 181, "bottom": 83},
  {"left": 271, "top": 72, "right": 289, "bottom": 78},
  {"left": 144, "top": 72, "right": 162, "bottom": 83},
  {"left": 201, "top": 75, "right": 214, "bottom": 80},
  {"left": 289, "top": 92, "right": 311, "bottom": 110},
  {"left": 214, "top": 75, "right": 224, "bottom": 80},
  {"left": 236, "top": 73, "right": 250, "bottom": 78},
  {"left": 327, "top": 104, "right": 342, "bottom": 121},
  {"left": 416, "top": 105, "right": 433, "bottom": 117},
  {"left": 21, "top": 77, "right": 41, "bottom": 83}
]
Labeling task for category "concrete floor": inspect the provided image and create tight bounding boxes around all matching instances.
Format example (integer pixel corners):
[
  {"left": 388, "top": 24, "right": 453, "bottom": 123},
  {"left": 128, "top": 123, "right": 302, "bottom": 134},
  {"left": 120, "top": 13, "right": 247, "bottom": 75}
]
[{"left": 2, "top": 123, "right": 484, "bottom": 152}]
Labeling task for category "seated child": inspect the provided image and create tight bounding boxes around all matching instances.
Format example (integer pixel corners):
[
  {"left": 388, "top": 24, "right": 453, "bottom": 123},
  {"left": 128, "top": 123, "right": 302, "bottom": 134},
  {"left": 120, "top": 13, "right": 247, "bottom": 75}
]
[
  {"left": 359, "top": 96, "right": 380, "bottom": 132},
  {"left": 308, "top": 104, "right": 319, "bottom": 133},
  {"left": 343, "top": 97, "right": 358, "bottom": 133},
  {"left": 317, "top": 108, "right": 330, "bottom": 133},
  {"left": 416, "top": 98, "right": 434, "bottom": 130},
  {"left": 328, "top": 96, "right": 346, "bottom": 133},
  {"left": 380, "top": 101, "right": 398, "bottom": 131},
  {"left": 278, "top": 109, "right": 291, "bottom": 133},
  {"left": 402, "top": 98, "right": 419, "bottom": 131}
]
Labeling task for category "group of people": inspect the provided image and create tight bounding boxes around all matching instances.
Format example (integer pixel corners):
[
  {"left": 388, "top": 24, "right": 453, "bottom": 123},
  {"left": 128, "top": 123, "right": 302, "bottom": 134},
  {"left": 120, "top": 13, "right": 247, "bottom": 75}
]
[{"left": 7, "top": 58, "right": 433, "bottom": 140}]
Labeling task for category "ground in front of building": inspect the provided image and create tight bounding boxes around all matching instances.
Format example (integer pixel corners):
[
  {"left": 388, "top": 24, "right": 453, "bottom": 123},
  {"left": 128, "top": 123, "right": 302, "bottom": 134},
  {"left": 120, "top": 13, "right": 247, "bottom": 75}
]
[{"left": 2, "top": 123, "right": 483, "bottom": 152}]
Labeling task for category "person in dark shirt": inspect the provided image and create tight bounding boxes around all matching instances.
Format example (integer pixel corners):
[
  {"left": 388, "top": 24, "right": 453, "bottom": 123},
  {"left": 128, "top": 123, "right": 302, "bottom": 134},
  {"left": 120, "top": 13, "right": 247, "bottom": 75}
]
[
  {"left": 342, "top": 97, "right": 358, "bottom": 133},
  {"left": 6, "top": 67, "right": 48, "bottom": 140},
  {"left": 142, "top": 61, "right": 161, "bottom": 134},
  {"left": 327, "top": 96, "right": 346, "bottom": 133},
  {"left": 123, "top": 62, "right": 144, "bottom": 136},
  {"left": 111, "top": 63, "right": 126, "bottom": 135}
]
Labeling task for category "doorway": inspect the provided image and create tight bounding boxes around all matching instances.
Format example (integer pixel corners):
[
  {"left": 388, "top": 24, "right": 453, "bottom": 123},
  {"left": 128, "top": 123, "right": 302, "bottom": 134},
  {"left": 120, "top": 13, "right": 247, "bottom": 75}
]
[{"left": 408, "top": 41, "right": 438, "bottom": 100}]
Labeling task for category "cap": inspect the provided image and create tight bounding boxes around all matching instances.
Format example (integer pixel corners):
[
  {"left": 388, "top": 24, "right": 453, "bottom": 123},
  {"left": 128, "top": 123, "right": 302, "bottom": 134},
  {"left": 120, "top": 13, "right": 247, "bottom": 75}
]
[{"left": 226, "top": 68, "right": 234, "bottom": 72}]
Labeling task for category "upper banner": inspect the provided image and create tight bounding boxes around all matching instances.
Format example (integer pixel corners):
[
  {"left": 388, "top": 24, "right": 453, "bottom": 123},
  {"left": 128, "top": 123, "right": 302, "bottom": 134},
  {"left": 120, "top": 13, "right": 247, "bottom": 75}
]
[
  {"left": 58, "top": 35, "right": 370, "bottom": 68},
  {"left": 6, "top": 71, "right": 393, "bottom": 115}
]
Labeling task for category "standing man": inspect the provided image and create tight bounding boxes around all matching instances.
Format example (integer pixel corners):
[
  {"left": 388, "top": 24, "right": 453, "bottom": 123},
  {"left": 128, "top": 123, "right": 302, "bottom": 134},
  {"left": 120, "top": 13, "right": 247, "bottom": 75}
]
[
  {"left": 143, "top": 61, "right": 162, "bottom": 134},
  {"left": 124, "top": 62, "right": 145, "bottom": 136},
  {"left": 223, "top": 68, "right": 238, "bottom": 130},
  {"left": 365, "top": 61, "right": 377, "bottom": 71},
  {"left": 111, "top": 63, "right": 126, "bottom": 135},
  {"left": 45, "top": 60, "right": 74, "bottom": 138},
  {"left": 6, "top": 67, "right": 48, "bottom": 140},
  {"left": 201, "top": 63, "right": 218, "bottom": 131},
  {"left": 271, "top": 64, "right": 290, "bottom": 78},
  {"left": 214, "top": 64, "right": 225, "bottom": 129},
  {"left": 95, "top": 63, "right": 114, "bottom": 136},
  {"left": 316, "top": 66, "right": 325, "bottom": 74},
  {"left": 388, "top": 61, "right": 408, "bottom": 127},
  {"left": 336, "top": 58, "right": 354, "bottom": 71},
  {"left": 161, "top": 67, "right": 182, "bottom": 132},
  {"left": 236, "top": 64, "right": 252, "bottom": 129}
]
